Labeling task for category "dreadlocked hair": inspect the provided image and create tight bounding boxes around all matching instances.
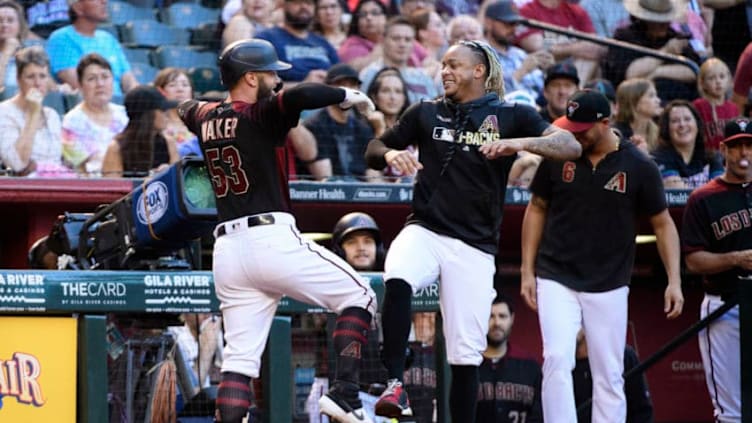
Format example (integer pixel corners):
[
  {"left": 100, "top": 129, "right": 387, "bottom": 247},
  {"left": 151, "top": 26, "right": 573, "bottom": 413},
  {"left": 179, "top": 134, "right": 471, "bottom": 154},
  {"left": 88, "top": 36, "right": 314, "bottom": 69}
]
[{"left": 459, "top": 40, "right": 505, "bottom": 98}]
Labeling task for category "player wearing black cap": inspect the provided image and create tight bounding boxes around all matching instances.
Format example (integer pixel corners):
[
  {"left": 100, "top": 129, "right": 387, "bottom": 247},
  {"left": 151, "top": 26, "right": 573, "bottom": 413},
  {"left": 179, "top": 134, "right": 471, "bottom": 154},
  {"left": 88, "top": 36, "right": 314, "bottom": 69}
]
[
  {"left": 364, "top": 39, "right": 581, "bottom": 422},
  {"left": 332, "top": 212, "right": 385, "bottom": 271},
  {"left": 178, "top": 38, "right": 378, "bottom": 423},
  {"left": 681, "top": 118, "right": 752, "bottom": 422},
  {"left": 521, "top": 90, "right": 683, "bottom": 423}
]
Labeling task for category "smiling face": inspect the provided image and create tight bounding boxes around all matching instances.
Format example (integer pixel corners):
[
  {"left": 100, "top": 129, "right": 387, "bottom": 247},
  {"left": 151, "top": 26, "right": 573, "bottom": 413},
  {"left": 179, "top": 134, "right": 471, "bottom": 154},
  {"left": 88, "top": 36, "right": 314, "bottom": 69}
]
[
  {"left": 543, "top": 78, "right": 577, "bottom": 117},
  {"left": 374, "top": 74, "right": 407, "bottom": 118},
  {"left": 667, "top": 105, "right": 698, "bottom": 149},
  {"left": 440, "top": 44, "right": 486, "bottom": 103}
]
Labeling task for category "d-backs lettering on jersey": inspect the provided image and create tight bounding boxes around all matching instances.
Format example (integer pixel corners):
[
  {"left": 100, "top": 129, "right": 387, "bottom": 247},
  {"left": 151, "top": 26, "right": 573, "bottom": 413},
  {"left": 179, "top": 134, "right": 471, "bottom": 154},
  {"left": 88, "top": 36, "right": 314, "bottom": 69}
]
[{"left": 177, "top": 98, "right": 300, "bottom": 222}]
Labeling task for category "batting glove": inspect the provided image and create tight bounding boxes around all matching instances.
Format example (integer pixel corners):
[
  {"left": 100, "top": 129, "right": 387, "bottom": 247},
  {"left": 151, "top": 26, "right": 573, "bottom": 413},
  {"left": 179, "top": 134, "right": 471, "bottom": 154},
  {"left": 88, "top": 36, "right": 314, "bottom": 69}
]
[{"left": 340, "top": 87, "right": 375, "bottom": 114}]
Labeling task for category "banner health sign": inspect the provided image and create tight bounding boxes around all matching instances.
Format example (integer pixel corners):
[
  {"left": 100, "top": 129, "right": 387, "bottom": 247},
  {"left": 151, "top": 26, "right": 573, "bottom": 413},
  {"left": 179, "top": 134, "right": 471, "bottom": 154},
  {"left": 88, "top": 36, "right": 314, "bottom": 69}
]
[{"left": 0, "top": 316, "right": 76, "bottom": 422}]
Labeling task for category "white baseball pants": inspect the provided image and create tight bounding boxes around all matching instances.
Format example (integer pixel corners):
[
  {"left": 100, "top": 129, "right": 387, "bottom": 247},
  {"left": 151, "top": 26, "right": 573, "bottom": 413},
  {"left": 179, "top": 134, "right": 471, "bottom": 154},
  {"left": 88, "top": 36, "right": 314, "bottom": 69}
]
[
  {"left": 536, "top": 277, "right": 628, "bottom": 423},
  {"left": 212, "top": 212, "right": 376, "bottom": 378}
]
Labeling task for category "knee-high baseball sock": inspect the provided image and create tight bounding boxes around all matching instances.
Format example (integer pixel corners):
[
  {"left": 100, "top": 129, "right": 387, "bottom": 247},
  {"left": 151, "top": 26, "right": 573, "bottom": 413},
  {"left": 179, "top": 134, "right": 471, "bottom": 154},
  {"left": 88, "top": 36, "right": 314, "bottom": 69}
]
[
  {"left": 216, "top": 372, "right": 252, "bottom": 423},
  {"left": 333, "top": 306, "right": 372, "bottom": 384},
  {"left": 450, "top": 365, "right": 479, "bottom": 423},
  {"left": 380, "top": 278, "right": 413, "bottom": 381}
]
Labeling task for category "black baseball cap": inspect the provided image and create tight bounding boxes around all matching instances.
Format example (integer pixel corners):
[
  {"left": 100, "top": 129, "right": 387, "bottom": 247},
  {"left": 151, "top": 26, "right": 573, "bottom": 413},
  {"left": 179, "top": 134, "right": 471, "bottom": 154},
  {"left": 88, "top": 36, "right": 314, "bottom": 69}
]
[
  {"left": 584, "top": 78, "right": 615, "bottom": 102},
  {"left": 124, "top": 85, "right": 177, "bottom": 119},
  {"left": 325, "top": 64, "right": 362, "bottom": 85},
  {"left": 545, "top": 61, "right": 580, "bottom": 86},
  {"left": 485, "top": 0, "right": 522, "bottom": 23},
  {"left": 722, "top": 118, "right": 752, "bottom": 145},
  {"left": 553, "top": 90, "right": 611, "bottom": 133}
]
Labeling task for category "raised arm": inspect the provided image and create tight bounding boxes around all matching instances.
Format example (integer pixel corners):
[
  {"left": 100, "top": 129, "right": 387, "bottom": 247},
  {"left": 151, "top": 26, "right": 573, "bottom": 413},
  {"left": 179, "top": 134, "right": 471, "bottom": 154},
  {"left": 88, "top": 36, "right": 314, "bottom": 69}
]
[
  {"left": 282, "top": 83, "right": 373, "bottom": 115},
  {"left": 479, "top": 124, "right": 582, "bottom": 161},
  {"left": 650, "top": 209, "right": 684, "bottom": 319}
]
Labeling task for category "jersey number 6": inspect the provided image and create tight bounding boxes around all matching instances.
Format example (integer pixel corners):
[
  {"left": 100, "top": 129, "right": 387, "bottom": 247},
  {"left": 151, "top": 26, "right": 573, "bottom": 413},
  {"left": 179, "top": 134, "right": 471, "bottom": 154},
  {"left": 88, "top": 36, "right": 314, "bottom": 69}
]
[{"left": 205, "top": 145, "right": 250, "bottom": 197}]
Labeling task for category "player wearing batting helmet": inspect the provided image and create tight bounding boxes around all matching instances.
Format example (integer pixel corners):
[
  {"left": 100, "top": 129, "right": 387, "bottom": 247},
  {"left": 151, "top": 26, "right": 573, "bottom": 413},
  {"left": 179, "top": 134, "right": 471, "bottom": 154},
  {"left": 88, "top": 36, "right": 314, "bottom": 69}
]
[
  {"left": 178, "top": 38, "right": 379, "bottom": 423},
  {"left": 364, "top": 39, "right": 581, "bottom": 422},
  {"left": 332, "top": 212, "right": 385, "bottom": 271},
  {"left": 682, "top": 118, "right": 752, "bottom": 422},
  {"left": 522, "top": 90, "right": 683, "bottom": 423}
]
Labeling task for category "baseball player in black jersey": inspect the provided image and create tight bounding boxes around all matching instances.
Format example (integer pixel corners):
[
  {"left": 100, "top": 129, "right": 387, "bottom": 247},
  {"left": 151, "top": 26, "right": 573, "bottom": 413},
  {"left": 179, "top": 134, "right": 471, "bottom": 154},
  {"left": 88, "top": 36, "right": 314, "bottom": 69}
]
[
  {"left": 477, "top": 294, "right": 543, "bottom": 423},
  {"left": 681, "top": 119, "right": 752, "bottom": 422},
  {"left": 177, "top": 39, "right": 379, "bottom": 423},
  {"left": 521, "top": 90, "right": 684, "bottom": 423},
  {"left": 364, "top": 40, "right": 581, "bottom": 422}
]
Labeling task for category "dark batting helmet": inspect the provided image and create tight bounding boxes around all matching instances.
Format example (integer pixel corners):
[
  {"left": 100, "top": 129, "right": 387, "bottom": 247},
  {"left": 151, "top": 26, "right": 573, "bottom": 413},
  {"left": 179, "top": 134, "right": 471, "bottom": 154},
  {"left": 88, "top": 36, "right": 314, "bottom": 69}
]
[
  {"left": 331, "top": 212, "right": 385, "bottom": 270},
  {"left": 218, "top": 38, "right": 292, "bottom": 89}
]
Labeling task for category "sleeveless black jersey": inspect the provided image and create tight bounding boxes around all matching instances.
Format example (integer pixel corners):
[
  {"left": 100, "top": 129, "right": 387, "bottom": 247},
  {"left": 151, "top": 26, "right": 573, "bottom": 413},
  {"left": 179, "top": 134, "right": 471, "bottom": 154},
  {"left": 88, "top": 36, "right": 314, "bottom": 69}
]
[
  {"left": 179, "top": 96, "right": 299, "bottom": 223},
  {"left": 379, "top": 93, "right": 550, "bottom": 254},
  {"left": 529, "top": 140, "right": 667, "bottom": 292},
  {"left": 681, "top": 178, "right": 752, "bottom": 298},
  {"left": 476, "top": 346, "right": 543, "bottom": 423}
]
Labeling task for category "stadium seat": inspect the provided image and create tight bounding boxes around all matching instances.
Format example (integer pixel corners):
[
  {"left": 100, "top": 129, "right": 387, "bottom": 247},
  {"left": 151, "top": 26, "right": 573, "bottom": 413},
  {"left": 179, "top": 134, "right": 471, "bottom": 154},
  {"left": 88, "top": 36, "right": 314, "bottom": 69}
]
[
  {"left": 190, "top": 21, "right": 220, "bottom": 51},
  {"left": 43, "top": 91, "right": 67, "bottom": 116},
  {"left": 107, "top": 1, "right": 155, "bottom": 26},
  {"left": 159, "top": 3, "right": 219, "bottom": 29},
  {"left": 153, "top": 46, "right": 216, "bottom": 69},
  {"left": 187, "top": 67, "right": 222, "bottom": 94},
  {"left": 123, "top": 47, "right": 153, "bottom": 65},
  {"left": 98, "top": 23, "right": 120, "bottom": 39},
  {"left": 130, "top": 62, "right": 160, "bottom": 84},
  {"left": 121, "top": 20, "right": 190, "bottom": 48}
]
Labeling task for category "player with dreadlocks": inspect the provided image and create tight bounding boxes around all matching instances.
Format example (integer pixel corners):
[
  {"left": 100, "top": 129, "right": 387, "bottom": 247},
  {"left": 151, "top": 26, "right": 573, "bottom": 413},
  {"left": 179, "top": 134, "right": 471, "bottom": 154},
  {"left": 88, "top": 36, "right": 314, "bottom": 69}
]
[{"left": 364, "top": 40, "right": 582, "bottom": 421}]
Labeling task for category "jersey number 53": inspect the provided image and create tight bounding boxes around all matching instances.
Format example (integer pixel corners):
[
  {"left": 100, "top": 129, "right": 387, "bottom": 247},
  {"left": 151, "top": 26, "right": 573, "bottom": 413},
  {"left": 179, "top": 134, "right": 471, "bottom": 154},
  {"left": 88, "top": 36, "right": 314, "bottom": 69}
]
[{"left": 205, "top": 145, "right": 250, "bottom": 197}]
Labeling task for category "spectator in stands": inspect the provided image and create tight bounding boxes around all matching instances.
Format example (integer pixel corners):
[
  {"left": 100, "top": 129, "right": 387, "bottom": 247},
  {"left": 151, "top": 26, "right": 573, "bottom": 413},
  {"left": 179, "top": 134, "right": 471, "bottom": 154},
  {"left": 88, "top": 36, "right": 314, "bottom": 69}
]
[
  {"left": 256, "top": 0, "right": 339, "bottom": 85},
  {"left": 366, "top": 67, "right": 413, "bottom": 182},
  {"left": 446, "top": 13, "right": 484, "bottom": 45},
  {"left": 484, "top": 0, "right": 551, "bottom": 102},
  {"left": 61, "top": 53, "right": 127, "bottom": 176},
  {"left": 580, "top": 0, "right": 629, "bottom": 38},
  {"left": 21, "top": 0, "right": 68, "bottom": 39},
  {"left": 360, "top": 16, "right": 440, "bottom": 104},
  {"left": 704, "top": 0, "right": 749, "bottom": 71},
  {"left": 398, "top": 0, "right": 434, "bottom": 16},
  {"left": 652, "top": 99, "right": 723, "bottom": 189},
  {"left": 584, "top": 78, "right": 617, "bottom": 116},
  {"left": 167, "top": 313, "right": 223, "bottom": 392},
  {"left": 0, "top": 0, "right": 29, "bottom": 99},
  {"left": 692, "top": 57, "right": 739, "bottom": 152},
  {"left": 408, "top": 9, "right": 446, "bottom": 78},
  {"left": 539, "top": 61, "right": 579, "bottom": 123},
  {"left": 304, "top": 64, "right": 382, "bottom": 181},
  {"left": 613, "top": 78, "right": 662, "bottom": 154},
  {"left": 313, "top": 0, "right": 347, "bottom": 50},
  {"left": 436, "top": 0, "right": 481, "bottom": 17},
  {"left": 338, "top": 0, "right": 388, "bottom": 72},
  {"left": 222, "top": 0, "right": 275, "bottom": 47},
  {"left": 602, "top": 0, "right": 701, "bottom": 102},
  {"left": 573, "top": 328, "right": 654, "bottom": 423},
  {"left": 732, "top": 42, "right": 752, "bottom": 115},
  {"left": 154, "top": 67, "right": 200, "bottom": 159},
  {"left": 45, "top": 0, "right": 137, "bottom": 99},
  {"left": 476, "top": 293, "right": 543, "bottom": 423},
  {"left": 404, "top": 310, "right": 437, "bottom": 423},
  {"left": 101, "top": 85, "right": 179, "bottom": 177},
  {"left": 516, "top": 0, "right": 606, "bottom": 84},
  {"left": 0, "top": 46, "right": 72, "bottom": 177}
]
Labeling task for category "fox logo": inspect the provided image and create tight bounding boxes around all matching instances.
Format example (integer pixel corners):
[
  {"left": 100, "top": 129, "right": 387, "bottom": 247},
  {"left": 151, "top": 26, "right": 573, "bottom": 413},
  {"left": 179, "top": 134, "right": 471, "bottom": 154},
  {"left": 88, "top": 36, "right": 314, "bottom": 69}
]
[{"left": 604, "top": 172, "right": 627, "bottom": 193}]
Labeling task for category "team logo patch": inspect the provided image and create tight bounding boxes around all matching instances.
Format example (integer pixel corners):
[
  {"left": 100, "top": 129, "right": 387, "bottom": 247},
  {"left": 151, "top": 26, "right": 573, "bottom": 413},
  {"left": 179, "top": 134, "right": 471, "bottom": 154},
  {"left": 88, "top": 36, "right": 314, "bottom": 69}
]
[
  {"left": 432, "top": 127, "right": 456, "bottom": 142},
  {"left": 339, "top": 341, "right": 362, "bottom": 359},
  {"left": 567, "top": 101, "right": 579, "bottom": 117},
  {"left": 737, "top": 119, "right": 748, "bottom": 131},
  {"left": 478, "top": 115, "right": 499, "bottom": 133},
  {"left": 604, "top": 171, "right": 627, "bottom": 193}
]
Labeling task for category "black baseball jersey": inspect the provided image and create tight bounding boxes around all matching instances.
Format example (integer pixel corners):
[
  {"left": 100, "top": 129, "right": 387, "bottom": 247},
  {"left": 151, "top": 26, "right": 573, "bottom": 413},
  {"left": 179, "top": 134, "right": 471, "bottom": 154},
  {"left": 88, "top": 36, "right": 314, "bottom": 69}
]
[
  {"left": 681, "top": 178, "right": 752, "bottom": 298},
  {"left": 476, "top": 346, "right": 543, "bottom": 423},
  {"left": 373, "top": 93, "right": 550, "bottom": 254},
  {"left": 178, "top": 85, "right": 345, "bottom": 223},
  {"left": 403, "top": 343, "right": 437, "bottom": 423},
  {"left": 529, "top": 139, "right": 667, "bottom": 292},
  {"left": 573, "top": 346, "right": 654, "bottom": 423}
]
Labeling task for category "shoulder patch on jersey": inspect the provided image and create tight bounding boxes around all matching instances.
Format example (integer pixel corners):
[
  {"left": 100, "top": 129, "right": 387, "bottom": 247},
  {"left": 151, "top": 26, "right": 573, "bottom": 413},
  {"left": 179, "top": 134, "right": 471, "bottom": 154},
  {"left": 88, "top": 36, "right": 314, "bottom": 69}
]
[{"left": 604, "top": 171, "right": 627, "bottom": 193}]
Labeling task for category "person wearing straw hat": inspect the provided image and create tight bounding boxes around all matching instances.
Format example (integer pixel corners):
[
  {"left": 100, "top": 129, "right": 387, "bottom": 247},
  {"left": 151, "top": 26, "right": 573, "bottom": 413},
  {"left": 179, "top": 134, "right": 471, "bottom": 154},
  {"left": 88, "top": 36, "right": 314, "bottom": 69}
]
[
  {"left": 602, "top": 0, "right": 702, "bottom": 102},
  {"left": 681, "top": 118, "right": 752, "bottom": 423}
]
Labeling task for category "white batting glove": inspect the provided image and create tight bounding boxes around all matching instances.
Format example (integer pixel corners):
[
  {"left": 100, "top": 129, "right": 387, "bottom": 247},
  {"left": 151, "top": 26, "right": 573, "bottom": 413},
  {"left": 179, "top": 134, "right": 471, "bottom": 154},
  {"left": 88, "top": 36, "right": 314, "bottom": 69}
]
[{"left": 339, "top": 87, "right": 375, "bottom": 114}]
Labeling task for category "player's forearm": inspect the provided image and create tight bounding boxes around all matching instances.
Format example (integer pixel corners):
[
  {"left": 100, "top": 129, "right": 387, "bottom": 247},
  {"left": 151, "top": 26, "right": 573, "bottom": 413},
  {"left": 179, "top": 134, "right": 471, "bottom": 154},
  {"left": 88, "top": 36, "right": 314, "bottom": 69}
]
[
  {"left": 651, "top": 210, "right": 682, "bottom": 285},
  {"left": 521, "top": 196, "right": 548, "bottom": 276},
  {"left": 283, "top": 83, "right": 346, "bottom": 112},
  {"left": 685, "top": 250, "right": 746, "bottom": 275},
  {"left": 521, "top": 127, "right": 581, "bottom": 161},
  {"left": 365, "top": 138, "right": 391, "bottom": 170}
]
